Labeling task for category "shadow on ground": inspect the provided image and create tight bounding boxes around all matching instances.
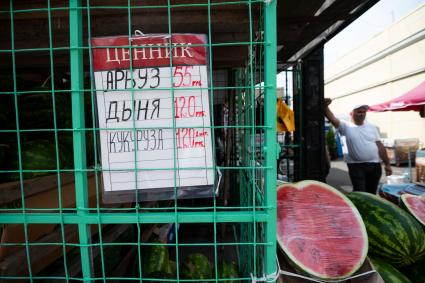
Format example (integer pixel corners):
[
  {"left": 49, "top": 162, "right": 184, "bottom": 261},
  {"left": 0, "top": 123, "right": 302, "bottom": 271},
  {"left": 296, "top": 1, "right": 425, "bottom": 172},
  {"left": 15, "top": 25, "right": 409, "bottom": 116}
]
[{"left": 326, "top": 161, "right": 352, "bottom": 193}]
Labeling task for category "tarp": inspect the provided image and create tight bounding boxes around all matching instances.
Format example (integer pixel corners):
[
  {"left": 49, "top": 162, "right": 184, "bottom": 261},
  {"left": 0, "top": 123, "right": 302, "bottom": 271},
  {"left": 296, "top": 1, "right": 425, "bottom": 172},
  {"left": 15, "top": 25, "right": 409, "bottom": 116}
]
[
  {"left": 276, "top": 99, "right": 295, "bottom": 132},
  {"left": 369, "top": 80, "right": 425, "bottom": 112}
]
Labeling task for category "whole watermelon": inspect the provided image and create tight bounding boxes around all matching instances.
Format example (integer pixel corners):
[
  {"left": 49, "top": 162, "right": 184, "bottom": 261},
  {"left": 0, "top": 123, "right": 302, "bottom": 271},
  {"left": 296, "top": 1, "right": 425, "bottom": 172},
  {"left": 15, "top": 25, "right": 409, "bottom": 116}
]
[
  {"left": 347, "top": 192, "right": 425, "bottom": 266},
  {"left": 400, "top": 257, "right": 425, "bottom": 283},
  {"left": 218, "top": 261, "right": 240, "bottom": 283},
  {"left": 143, "top": 243, "right": 174, "bottom": 280},
  {"left": 181, "top": 253, "right": 212, "bottom": 282},
  {"left": 0, "top": 144, "right": 9, "bottom": 174},
  {"left": 277, "top": 180, "right": 368, "bottom": 281},
  {"left": 0, "top": 76, "right": 17, "bottom": 130},
  {"left": 370, "top": 257, "right": 412, "bottom": 283},
  {"left": 18, "top": 87, "right": 72, "bottom": 131},
  {"left": 6, "top": 139, "right": 73, "bottom": 181}
]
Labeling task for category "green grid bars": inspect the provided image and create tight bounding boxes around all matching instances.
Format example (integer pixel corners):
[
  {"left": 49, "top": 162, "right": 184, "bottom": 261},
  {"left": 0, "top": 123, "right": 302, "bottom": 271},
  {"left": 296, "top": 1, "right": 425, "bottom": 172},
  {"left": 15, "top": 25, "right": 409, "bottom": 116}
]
[{"left": 0, "top": 0, "right": 277, "bottom": 282}]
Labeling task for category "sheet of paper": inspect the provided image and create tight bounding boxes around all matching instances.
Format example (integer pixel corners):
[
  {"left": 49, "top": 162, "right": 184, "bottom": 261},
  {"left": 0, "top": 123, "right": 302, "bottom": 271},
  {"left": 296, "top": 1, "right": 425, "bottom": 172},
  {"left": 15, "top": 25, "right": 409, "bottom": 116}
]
[{"left": 92, "top": 34, "right": 214, "bottom": 192}]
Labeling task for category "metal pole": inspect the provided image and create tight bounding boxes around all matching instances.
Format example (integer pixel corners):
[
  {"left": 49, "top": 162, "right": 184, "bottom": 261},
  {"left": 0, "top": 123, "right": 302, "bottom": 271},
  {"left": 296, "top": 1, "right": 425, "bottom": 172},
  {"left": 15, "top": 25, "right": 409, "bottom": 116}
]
[
  {"left": 264, "top": 0, "right": 277, "bottom": 280},
  {"left": 69, "top": 0, "right": 92, "bottom": 281}
]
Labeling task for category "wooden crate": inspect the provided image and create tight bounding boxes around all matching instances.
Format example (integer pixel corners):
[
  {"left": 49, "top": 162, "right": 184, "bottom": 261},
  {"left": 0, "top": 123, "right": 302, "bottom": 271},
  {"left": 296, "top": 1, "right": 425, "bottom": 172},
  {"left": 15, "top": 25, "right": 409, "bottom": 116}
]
[
  {"left": 0, "top": 173, "right": 101, "bottom": 258},
  {"left": 0, "top": 173, "right": 144, "bottom": 278}
]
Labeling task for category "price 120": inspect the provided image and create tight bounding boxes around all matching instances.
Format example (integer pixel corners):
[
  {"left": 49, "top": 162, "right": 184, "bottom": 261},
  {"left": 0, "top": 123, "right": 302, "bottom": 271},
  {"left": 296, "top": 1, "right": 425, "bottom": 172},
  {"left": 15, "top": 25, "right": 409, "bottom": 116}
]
[
  {"left": 174, "top": 96, "right": 205, "bottom": 118},
  {"left": 176, "top": 128, "right": 208, "bottom": 149}
]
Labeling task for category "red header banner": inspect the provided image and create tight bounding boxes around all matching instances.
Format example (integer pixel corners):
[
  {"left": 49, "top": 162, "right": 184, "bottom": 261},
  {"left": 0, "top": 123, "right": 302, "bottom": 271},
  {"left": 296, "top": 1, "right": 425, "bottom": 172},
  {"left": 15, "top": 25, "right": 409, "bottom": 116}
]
[{"left": 91, "top": 34, "right": 207, "bottom": 71}]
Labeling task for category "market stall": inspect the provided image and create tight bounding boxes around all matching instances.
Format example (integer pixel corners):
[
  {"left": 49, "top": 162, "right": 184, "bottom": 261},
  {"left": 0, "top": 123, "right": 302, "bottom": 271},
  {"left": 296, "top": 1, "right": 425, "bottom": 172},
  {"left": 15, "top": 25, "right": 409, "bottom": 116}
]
[{"left": 369, "top": 80, "right": 425, "bottom": 114}]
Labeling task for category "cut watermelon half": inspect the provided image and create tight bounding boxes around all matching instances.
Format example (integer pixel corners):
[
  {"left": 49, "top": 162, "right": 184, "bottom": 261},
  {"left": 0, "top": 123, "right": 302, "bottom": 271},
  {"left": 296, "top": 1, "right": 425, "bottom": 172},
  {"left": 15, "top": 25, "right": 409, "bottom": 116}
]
[
  {"left": 401, "top": 194, "right": 425, "bottom": 225},
  {"left": 277, "top": 180, "right": 368, "bottom": 280}
]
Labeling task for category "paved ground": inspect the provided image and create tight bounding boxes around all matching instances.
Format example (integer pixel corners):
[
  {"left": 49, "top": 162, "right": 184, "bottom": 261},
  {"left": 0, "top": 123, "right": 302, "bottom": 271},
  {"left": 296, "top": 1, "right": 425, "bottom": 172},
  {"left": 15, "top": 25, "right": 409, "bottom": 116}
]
[{"left": 326, "top": 159, "right": 417, "bottom": 193}]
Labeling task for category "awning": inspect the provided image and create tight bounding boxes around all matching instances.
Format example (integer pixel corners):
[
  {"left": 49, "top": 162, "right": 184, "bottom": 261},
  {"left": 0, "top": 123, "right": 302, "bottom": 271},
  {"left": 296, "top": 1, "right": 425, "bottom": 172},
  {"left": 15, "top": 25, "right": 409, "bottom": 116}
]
[{"left": 369, "top": 80, "right": 425, "bottom": 112}]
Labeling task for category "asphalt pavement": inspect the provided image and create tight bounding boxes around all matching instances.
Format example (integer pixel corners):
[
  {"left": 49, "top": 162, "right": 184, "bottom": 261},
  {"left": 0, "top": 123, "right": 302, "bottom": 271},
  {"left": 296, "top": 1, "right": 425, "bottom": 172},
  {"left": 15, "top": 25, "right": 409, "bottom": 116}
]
[{"left": 326, "top": 159, "right": 417, "bottom": 193}]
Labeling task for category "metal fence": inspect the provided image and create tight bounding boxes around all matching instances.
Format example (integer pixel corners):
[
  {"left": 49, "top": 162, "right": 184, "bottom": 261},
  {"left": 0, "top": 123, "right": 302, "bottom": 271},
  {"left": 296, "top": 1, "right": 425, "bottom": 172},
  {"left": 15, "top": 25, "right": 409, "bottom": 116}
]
[{"left": 0, "top": 0, "right": 277, "bottom": 282}]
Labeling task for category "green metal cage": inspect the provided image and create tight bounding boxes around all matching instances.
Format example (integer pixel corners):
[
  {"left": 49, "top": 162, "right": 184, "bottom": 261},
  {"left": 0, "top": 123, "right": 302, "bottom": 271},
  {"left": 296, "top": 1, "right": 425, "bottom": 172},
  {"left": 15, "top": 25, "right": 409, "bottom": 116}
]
[{"left": 0, "top": 0, "right": 278, "bottom": 282}]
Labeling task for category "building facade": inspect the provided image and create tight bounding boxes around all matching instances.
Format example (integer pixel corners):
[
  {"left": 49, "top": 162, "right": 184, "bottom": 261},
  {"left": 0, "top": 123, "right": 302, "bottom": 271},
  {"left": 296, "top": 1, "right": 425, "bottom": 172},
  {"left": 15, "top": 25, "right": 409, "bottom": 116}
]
[{"left": 325, "top": 4, "right": 425, "bottom": 147}]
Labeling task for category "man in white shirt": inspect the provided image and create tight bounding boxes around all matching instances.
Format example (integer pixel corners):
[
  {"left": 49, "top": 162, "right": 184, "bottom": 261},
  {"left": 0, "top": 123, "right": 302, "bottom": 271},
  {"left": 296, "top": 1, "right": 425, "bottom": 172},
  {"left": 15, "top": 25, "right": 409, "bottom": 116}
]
[{"left": 325, "top": 98, "right": 392, "bottom": 194}]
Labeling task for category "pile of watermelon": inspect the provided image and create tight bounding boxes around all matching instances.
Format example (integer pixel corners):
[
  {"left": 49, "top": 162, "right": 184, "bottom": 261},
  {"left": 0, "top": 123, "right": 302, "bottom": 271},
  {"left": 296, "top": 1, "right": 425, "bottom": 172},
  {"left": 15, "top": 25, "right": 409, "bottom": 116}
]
[
  {"left": 347, "top": 192, "right": 425, "bottom": 283},
  {"left": 0, "top": 75, "right": 99, "bottom": 184},
  {"left": 4, "top": 139, "right": 73, "bottom": 182},
  {"left": 276, "top": 180, "right": 425, "bottom": 283},
  {"left": 141, "top": 247, "right": 240, "bottom": 282}
]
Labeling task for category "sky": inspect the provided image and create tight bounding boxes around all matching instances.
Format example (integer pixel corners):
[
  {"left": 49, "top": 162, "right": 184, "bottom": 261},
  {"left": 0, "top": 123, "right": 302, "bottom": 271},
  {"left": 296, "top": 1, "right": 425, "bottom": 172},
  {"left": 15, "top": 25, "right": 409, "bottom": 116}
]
[{"left": 324, "top": 0, "right": 425, "bottom": 67}]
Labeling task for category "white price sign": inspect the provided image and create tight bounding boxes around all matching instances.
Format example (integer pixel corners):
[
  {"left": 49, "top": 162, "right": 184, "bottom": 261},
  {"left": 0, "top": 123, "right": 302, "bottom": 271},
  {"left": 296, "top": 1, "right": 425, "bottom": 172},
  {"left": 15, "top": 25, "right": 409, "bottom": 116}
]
[{"left": 91, "top": 34, "right": 214, "bottom": 193}]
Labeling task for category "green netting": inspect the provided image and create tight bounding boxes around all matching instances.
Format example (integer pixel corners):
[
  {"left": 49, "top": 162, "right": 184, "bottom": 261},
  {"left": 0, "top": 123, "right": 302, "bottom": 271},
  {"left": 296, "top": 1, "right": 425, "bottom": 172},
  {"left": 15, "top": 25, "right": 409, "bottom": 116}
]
[{"left": 0, "top": 0, "right": 277, "bottom": 282}]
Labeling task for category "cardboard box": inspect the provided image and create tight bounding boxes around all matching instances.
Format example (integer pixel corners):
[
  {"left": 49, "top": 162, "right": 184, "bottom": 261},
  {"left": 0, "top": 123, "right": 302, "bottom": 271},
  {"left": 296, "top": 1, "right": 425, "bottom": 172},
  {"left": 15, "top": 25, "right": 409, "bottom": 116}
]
[
  {"left": 415, "top": 150, "right": 425, "bottom": 183},
  {"left": 278, "top": 251, "right": 384, "bottom": 283},
  {"left": 393, "top": 139, "right": 419, "bottom": 166}
]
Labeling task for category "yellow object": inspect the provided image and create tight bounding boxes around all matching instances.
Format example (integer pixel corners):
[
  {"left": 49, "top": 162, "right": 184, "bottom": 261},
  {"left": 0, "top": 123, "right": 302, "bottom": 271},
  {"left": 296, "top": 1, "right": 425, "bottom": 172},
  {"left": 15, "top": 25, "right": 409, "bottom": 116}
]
[{"left": 276, "top": 99, "right": 295, "bottom": 132}]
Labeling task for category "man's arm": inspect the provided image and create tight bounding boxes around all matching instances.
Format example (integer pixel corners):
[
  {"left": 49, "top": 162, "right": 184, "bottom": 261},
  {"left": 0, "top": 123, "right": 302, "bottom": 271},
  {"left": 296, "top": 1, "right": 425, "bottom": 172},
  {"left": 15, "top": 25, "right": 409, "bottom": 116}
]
[
  {"left": 376, "top": 140, "right": 392, "bottom": 176},
  {"left": 324, "top": 98, "right": 340, "bottom": 129}
]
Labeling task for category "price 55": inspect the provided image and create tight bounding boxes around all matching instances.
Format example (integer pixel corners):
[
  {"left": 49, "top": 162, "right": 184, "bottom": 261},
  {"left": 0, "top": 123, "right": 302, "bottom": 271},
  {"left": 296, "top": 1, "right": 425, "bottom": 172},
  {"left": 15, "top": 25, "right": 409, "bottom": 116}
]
[{"left": 173, "top": 66, "right": 201, "bottom": 87}]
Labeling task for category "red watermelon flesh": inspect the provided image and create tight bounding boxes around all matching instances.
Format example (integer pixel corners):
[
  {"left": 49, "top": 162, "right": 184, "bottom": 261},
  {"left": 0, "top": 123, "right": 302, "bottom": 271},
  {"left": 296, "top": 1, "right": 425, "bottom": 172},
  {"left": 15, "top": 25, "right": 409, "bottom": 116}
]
[
  {"left": 277, "top": 180, "right": 368, "bottom": 280},
  {"left": 401, "top": 194, "right": 425, "bottom": 225}
]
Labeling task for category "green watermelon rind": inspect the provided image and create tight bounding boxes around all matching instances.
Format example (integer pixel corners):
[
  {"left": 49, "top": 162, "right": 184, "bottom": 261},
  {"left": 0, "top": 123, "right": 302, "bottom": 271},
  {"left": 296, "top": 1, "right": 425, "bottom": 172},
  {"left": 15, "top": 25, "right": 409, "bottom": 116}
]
[
  {"left": 370, "top": 257, "right": 412, "bottom": 283},
  {"left": 5, "top": 140, "right": 74, "bottom": 181},
  {"left": 400, "top": 257, "right": 425, "bottom": 283},
  {"left": 277, "top": 180, "right": 368, "bottom": 281},
  {"left": 181, "top": 253, "right": 213, "bottom": 280},
  {"left": 347, "top": 192, "right": 425, "bottom": 267},
  {"left": 143, "top": 244, "right": 170, "bottom": 277},
  {"left": 218, "top": 261, "right": 240, "bottom": 283},
  {"left": 401, "top": 194, "right": 425, "bottom": 226}
]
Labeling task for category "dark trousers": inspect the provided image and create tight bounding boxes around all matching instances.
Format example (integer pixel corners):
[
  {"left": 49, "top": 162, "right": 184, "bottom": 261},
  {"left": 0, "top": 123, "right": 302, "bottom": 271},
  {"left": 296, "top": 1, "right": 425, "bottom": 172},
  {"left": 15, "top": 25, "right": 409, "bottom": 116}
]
[{"left": 347, "top": 163, "right": 382, "bottom": 194}]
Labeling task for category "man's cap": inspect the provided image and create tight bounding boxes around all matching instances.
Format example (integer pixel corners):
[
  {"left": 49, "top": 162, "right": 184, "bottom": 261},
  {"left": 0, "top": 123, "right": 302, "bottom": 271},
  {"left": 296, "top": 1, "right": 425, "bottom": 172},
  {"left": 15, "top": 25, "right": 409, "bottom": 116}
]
[{"left": 353, "top": 104, "right": 369, "bottom": 111}]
